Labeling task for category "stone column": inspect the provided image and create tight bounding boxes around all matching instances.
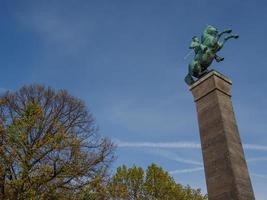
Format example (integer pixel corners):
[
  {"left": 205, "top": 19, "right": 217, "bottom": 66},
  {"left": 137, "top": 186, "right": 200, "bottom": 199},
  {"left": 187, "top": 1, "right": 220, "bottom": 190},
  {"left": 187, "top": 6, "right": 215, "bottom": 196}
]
[{"left": 189, "top": 70, "right": 255, "bottom": 200}]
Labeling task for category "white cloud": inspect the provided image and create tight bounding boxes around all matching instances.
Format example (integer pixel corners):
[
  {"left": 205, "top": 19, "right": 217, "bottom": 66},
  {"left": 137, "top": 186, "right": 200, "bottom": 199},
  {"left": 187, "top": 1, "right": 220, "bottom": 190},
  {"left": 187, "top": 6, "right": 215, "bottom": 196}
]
[
  {"left": 115, "top": 140, "right": 201, "bottom": 149},
  {"left": 251, "top": 173, "right": 267, "bottom": 179},
  {"left": 169, "top": 167, "right": 204, "bottom": 174},
  {"left": 15, "top": 2, "right": 97, "bottom": 57},
  {"left": 116, "top": 140, "right": 267, "bottom": 151},
  {"left": 146, "top": 148, "right": 203, "bottom": 166},
  {"left": 243, "top": 144, "right": 267, "bottom": 151},
  {"left": 247, "top": 157, "right": 267, "bottom": 162},
  {"left": 169, "top": 157, "right": 267, "bottom": 176}
]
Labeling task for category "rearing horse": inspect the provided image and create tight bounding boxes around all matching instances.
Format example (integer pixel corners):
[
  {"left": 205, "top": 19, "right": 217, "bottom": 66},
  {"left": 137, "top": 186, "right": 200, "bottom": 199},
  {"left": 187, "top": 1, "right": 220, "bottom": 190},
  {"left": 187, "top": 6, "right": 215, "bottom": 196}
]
[{"left": 185, "top": 25, "right": 239, "bottom": 85}]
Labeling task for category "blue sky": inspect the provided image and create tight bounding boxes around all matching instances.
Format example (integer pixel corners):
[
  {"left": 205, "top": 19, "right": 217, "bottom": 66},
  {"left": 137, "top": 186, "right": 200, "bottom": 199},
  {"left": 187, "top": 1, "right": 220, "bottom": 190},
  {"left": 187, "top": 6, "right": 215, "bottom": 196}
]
[{"left": 1, "top": 0, "right": 267, "bottom": 199}]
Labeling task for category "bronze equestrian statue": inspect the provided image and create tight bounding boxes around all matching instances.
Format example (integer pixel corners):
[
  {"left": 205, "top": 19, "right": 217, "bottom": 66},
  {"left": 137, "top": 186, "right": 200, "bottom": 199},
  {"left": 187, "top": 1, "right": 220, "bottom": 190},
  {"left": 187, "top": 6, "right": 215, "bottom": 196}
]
[{"left": 185, "top": 25, "right": 239, "bottom": 85}]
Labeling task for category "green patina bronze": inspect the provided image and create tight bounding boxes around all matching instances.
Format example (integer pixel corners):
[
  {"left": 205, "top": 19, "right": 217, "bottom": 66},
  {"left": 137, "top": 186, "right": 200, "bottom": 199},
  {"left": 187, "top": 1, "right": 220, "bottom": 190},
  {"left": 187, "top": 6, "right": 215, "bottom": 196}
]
[{"left": 185, "top": 25, "right": 239, "bottom": 85}]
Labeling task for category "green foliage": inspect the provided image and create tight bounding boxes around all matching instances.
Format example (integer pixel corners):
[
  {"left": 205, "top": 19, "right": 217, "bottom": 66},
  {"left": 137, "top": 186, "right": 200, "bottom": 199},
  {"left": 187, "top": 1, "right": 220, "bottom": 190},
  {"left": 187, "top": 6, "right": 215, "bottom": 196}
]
[
  {"left": 77, "top": 176, "right": 110, "bottom": 200},
  {"left": 144, "top": 163, "right": 182, "bottom": 200},
  {"left": 0, "top": 85, "right": 114, "bottom": 200},
  {"left": 108, "top": 165, "right": 144, "bottom": 199},
  {"left": 106, "top": 163, "right": 208, "bottom": 200}
]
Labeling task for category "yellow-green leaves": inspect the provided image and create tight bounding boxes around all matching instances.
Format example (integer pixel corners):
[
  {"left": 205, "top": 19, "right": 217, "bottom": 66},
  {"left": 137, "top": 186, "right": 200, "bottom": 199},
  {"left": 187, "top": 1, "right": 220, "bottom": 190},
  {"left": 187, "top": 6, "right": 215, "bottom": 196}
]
[
  {"left": 107, "top": 164, "right": 207, "bottom": 200},
  {"left": 0, "top": 85, "right": 114, "bottom": 200}
]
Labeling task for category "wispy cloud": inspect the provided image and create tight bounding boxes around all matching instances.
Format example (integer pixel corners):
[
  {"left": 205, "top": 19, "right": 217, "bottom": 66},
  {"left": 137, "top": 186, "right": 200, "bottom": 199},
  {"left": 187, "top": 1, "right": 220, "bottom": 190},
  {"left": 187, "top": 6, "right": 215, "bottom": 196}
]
[
  {"left": 169, "top": 167, "right": 204, "bottom": 175},
  {"left": 167, "top": 157, "right": 267, "bottom": 175},
  {"left": 166, "top": 157, "right": 267, "bottom": 175},
  {"left": 243, "top": 144, "right": 267, "bottom": 151},
  {"left": 146, "top": 148, "right": 203, "bottom": 166},
  {"left": 115, "top": 140, "right": 267, "bottom": 151},
  {"left": 251, "top": 173, "right": 267, "bottom": 179},
  {"left": 115, "top": 140, "right": 201, "bottom": 149},
  {"left": 247, "top": 157, "right": 267, "bottom": 162},
  {"left": 116, "top": 140, "right": 267, "bottom": 177},
  {"left": 15, "top": 2, "right": 100, "bottom": 58},
  {"left": 145, "top": 149, "right": 267, "bottom": 169}
]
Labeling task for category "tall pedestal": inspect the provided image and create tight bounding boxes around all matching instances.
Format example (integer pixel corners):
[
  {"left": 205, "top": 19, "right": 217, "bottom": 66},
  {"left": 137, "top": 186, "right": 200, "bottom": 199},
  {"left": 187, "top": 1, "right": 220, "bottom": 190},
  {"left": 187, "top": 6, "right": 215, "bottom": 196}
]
[{"left": 189, "top": 70, "right": 255, "bottom": 200}]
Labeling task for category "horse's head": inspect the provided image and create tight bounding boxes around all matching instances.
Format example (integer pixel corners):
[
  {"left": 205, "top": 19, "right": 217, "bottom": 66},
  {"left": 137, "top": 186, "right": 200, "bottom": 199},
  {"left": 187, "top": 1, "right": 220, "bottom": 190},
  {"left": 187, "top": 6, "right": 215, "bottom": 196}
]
[
  {"left": 203, "top": 25, "right": 218, "bottom": 38},
  {"left": 201, "top": 25, "right": 220, "bottom": 49}
]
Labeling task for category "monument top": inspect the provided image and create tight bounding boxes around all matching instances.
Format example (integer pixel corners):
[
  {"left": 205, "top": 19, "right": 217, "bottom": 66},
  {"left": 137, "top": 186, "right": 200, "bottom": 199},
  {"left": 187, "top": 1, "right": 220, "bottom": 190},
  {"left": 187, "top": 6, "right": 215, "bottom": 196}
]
[
  {"left": 189, "top": 70, "right": 232, "bottom": 91},
  {"left": 189, "top": 70, "right": 233, "bottom": 102}
]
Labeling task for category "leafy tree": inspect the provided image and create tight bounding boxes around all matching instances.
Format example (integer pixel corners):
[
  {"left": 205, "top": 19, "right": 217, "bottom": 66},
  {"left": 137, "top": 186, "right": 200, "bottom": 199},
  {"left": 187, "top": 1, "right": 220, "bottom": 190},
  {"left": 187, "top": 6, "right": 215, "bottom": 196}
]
[
  {"left": 144, "top": 163, "right": 184, "bottom": 200},
  {"left": 108, "top": 165, "right": 130, "bottom": 199},
  {"left": 108, "top": 163, "right": 208, "bottom": 200},
  {"left": 127, "top": 165, "right": 144, "bottom": 199},
  {"left": 108, "top": 165, "right": 144, "bottom": 200},
  {"left": 0, "top": 85, "right": 114, "bottom": 200},
  {"left": 77, "top": 175, "right": 110, "bottom": 200}
]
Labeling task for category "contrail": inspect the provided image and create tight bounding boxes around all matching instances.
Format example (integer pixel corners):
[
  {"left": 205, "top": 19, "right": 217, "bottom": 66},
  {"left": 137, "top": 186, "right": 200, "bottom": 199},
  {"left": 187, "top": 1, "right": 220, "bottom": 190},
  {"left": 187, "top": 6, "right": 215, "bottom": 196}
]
[
  {"left": 243, "top": 144, "right": 267, "bottom": 151},
  {"left": 115, "top": 139, "right": 267, "bottom": 176},
  {"left": 247, "top": 157, "right": 267, "bottom": 162},
  {"left": 168, "top": 159, "right": 267, "bottom": 175},
  {"left": 115, "top": 140, "right": 267, "bottom": 151},
  {"left": 251, "top": 173, "right": 267, "bottom": 179},
  {"left": 147, "top": 149, "right": 203, "bottom": 166},
  {"left": 169, "top": 167, "right": 204, "bottom": 174},
  {"left": 115, "top": 140, "right": 201, "bottom": 149}
]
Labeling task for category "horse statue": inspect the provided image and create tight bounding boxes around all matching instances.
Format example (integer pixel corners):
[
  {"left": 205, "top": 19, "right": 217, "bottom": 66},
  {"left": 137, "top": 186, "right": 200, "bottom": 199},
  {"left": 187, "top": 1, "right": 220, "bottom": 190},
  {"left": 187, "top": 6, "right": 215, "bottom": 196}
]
[{"left": 184, "top": 25, "right": 239, "bottom": 85}]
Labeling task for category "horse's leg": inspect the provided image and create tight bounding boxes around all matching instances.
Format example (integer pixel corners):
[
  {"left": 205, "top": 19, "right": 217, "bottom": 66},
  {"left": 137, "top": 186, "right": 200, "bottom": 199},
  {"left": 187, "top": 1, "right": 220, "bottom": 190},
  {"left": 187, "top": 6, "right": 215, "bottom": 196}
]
[
  {"left": 217, "top": 34, "right": 239, "bottom": 51},
  {"left": 223, "top": 34, "right": 239, "bottom": 43},
  {"left": 218, "top": 29, "right": 232, "bottom": 38}
]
